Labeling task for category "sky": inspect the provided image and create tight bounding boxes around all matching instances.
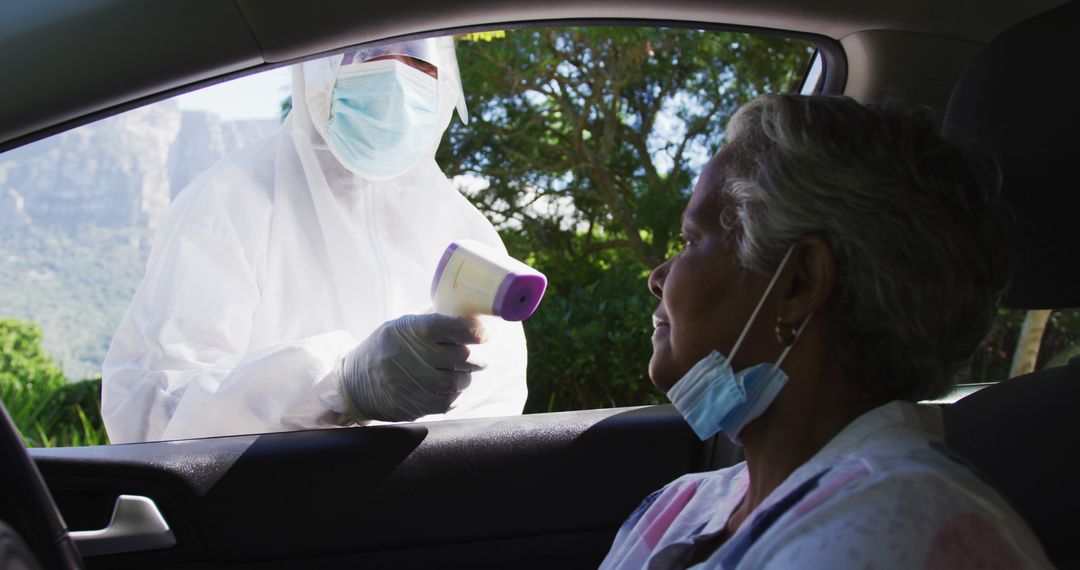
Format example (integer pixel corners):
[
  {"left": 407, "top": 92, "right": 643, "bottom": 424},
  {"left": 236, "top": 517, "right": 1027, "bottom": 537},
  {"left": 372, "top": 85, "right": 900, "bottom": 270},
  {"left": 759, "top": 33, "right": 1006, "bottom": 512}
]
[{"left": 173, "top": 67, "right": 292, "bottom": 121}]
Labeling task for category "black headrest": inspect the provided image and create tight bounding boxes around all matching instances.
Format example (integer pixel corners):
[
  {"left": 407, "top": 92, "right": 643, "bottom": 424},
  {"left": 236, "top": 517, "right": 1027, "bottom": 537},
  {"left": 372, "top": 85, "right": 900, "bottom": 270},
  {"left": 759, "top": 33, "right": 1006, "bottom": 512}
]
[{"left": 943, "top": 1, "right": 1080, "bottom": 309}]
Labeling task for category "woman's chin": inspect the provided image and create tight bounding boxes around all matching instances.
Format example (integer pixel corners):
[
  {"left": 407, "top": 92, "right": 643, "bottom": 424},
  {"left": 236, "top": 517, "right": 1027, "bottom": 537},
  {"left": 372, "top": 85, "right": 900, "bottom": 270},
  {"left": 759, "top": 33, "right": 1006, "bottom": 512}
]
[{"left": 648, "top": 356, "right": 676, "bottom": 393}]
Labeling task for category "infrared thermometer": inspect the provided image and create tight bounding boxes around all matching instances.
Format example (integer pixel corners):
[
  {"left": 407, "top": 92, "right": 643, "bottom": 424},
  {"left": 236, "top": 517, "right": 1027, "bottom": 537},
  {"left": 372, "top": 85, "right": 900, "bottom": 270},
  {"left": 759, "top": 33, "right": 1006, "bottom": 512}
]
[{"left": 431, "top": 240, "right": 548, "bottom": 321}]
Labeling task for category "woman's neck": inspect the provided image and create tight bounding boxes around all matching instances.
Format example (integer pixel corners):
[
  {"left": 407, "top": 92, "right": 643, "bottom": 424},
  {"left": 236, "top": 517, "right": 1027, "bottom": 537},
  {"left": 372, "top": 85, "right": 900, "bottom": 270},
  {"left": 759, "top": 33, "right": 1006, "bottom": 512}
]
[{"left": 732, "top": 364, "right": 883, "bottom": 526}]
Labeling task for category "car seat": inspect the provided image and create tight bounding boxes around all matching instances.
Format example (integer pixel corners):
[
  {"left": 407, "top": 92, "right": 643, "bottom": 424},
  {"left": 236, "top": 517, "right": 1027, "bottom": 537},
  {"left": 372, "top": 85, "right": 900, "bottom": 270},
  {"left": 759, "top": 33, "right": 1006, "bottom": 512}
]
[{"left": 942, "top": 1, "right": 1079, "bottom": 568}]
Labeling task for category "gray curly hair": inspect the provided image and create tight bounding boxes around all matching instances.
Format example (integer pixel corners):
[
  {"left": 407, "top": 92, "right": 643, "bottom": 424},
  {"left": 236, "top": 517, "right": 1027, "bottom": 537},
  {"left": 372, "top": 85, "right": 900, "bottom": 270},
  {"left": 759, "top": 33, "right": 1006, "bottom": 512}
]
[{"left": 717, "top": 94, "right": 1010, "bottom": 401}]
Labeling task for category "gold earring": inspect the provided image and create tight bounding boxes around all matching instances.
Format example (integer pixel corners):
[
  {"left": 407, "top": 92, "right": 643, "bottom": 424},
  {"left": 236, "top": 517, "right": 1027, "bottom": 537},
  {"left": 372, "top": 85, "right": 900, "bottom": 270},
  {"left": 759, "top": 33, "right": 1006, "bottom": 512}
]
[{"left": 775, "top": 321, "right": 797, "bottom": 346}]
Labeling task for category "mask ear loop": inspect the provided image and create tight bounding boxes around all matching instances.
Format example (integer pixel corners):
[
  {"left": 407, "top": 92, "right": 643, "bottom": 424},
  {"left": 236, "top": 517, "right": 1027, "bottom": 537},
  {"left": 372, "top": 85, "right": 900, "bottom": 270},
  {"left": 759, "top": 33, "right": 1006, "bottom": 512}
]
[{"left": 726, "top": 243, "right": 797, "bottom": 362}]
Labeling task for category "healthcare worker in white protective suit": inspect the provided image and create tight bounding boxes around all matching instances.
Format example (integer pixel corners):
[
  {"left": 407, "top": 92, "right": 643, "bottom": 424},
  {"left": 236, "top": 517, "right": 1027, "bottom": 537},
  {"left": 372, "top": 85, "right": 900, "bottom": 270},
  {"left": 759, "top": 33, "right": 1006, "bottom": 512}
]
[{"left": 102, "top": 37, "right": 528, "bottom": 443}]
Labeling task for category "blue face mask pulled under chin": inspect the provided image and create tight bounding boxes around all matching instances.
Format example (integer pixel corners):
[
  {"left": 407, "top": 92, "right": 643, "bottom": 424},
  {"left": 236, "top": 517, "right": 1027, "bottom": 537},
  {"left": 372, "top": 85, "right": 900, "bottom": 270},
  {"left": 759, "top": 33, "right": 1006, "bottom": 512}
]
[{"left": 666, "top": 244, "right": 812, "bottom": 444}]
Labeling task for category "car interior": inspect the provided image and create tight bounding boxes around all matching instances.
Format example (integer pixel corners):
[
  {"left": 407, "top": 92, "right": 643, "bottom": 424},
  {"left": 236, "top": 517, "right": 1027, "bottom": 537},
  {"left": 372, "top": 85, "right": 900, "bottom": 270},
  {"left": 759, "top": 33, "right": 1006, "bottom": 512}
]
[{"left": 0, "top": 0, "right": 1076, "bottom": 568}]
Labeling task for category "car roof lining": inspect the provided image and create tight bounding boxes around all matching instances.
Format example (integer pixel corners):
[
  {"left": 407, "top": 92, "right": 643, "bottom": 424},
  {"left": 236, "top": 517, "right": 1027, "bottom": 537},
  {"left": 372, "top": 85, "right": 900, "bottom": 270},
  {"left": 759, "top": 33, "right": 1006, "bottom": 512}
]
[{"left": 233, "top": 0, "right": 1070, "bottom": 61}]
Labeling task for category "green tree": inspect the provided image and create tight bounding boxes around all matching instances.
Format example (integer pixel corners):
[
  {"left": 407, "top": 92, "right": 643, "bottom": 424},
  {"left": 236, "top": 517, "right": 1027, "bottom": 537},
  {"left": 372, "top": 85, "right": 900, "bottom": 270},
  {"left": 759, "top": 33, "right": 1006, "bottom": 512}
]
[{"left": 440, "top": 27, "right": 813, "bottom": 267}]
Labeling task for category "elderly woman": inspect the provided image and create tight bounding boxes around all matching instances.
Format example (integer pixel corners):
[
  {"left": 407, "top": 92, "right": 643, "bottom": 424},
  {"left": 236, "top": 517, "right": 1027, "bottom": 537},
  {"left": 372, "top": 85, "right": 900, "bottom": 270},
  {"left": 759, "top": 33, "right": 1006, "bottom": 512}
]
[{"left": 600, "top": 95, "right": 1052, "bottom": 569}]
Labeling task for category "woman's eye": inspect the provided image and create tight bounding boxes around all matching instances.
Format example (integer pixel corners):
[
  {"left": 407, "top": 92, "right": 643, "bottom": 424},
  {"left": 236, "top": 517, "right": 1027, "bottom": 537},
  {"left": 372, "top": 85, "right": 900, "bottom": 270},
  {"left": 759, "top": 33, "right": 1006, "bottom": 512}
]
[{"left": 678, "top": 232, "right": 696, "bottom": 248}]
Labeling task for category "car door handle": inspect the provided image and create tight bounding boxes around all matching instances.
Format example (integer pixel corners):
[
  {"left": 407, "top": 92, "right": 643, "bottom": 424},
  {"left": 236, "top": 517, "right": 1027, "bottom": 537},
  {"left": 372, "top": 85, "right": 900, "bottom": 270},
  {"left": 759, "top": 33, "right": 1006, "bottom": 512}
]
[{"left": 69, "top": 495, "right": 176, "bottom": 557}]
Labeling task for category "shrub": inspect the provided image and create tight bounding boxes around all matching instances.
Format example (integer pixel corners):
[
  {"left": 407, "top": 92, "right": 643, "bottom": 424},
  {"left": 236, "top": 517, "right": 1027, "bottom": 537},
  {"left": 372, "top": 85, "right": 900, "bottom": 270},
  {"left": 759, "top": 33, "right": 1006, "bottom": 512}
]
[
  {"left": 0, "top": 318, "right": 108, "bottom": 447},
  {"left": 515, "top": 243, "right": 664, "bottom": 413}
]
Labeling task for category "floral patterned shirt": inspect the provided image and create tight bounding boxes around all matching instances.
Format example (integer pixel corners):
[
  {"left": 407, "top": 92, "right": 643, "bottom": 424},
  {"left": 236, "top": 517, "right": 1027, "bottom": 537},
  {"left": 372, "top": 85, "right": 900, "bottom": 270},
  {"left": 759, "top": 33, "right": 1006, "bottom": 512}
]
[{"left": 600, "top": 401, "right": 1052, "bottom": 569}]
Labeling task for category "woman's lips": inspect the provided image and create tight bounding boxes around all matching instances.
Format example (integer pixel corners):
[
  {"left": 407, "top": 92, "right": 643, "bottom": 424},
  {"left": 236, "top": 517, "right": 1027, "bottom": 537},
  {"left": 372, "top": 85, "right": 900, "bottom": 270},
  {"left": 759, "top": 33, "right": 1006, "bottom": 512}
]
[{"left": 652, "top": 314, "right": 670, "bottom": 337}]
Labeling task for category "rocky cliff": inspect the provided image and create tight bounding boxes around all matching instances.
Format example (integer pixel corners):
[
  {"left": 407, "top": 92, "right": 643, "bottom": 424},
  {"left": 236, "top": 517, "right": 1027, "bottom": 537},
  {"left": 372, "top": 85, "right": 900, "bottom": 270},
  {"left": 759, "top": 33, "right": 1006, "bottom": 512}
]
[{"left": 0, "top": 100, "right": 277, "bottom": 377}]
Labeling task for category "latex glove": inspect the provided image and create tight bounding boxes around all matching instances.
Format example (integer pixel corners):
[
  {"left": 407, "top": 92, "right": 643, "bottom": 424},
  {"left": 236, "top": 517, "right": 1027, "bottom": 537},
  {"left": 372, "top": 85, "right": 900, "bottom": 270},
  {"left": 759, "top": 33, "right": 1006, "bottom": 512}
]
[{"left": 340, "top": 313, "right": 487, "bottom": 422}]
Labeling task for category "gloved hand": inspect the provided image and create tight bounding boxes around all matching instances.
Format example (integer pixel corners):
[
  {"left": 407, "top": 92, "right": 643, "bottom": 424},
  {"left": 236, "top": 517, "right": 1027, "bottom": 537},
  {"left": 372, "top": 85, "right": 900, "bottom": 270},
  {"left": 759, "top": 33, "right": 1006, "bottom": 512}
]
[{"left": 340, "top": 313, "right": 487, "bottom": 422}]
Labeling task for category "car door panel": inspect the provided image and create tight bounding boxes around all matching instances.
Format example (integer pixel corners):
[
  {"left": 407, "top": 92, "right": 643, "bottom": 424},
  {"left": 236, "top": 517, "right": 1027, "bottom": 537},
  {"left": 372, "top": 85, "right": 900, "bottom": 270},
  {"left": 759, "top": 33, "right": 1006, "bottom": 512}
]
[{"left": 31, "top": 405, "right": 721, "bottom": 569}]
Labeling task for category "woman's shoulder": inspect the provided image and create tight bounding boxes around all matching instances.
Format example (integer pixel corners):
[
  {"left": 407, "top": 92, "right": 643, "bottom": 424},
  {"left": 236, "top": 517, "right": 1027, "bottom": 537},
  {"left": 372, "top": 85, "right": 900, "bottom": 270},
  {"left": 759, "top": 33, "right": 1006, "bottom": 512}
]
[
  {"left": 824, "top": 440, "right": 1001, "bottom": 510},
  {"left": 809, "top": 411, "right": 1016, "bottom": 520},
  {"left": 837, "top": 410, "right": 996, "bottom": 497},
  {"left": 808, "top": 401, "right": 980, "bottom": 489},
  {"left": 753, "top": 442, "right": 1050, "bottom": 568},
  {"left": 734, "top": 444, "right": 1045, "bottom": 570}
]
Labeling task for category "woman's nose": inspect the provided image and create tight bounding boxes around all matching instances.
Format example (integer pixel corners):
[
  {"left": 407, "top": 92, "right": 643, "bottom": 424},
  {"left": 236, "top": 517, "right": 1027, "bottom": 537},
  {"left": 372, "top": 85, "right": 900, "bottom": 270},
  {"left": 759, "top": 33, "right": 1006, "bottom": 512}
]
[{"left": 648, "top": 260, "right": 670, "bottom": 300}]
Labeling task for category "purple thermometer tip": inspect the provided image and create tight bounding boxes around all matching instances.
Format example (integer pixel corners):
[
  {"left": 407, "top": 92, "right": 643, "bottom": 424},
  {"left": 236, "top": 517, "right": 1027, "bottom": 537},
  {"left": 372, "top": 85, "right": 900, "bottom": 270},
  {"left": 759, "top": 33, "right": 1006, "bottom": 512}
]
[{"left": 493, "top": 272, "right": 548, "bottom": 321}]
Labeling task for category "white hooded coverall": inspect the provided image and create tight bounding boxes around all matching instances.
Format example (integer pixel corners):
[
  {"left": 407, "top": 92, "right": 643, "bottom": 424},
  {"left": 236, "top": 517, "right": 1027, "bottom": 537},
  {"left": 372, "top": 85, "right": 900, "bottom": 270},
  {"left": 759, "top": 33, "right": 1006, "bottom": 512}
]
[{"left": 102, "top": 40, "right": 528, "bottom": 443}]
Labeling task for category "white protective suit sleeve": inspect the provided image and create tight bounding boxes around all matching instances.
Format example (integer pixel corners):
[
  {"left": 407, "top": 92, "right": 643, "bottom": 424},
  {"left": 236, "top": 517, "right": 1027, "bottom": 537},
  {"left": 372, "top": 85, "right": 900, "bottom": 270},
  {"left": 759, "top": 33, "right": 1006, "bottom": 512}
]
[{"left": 102, "top": 39, "right": 528, "bottom": 443}]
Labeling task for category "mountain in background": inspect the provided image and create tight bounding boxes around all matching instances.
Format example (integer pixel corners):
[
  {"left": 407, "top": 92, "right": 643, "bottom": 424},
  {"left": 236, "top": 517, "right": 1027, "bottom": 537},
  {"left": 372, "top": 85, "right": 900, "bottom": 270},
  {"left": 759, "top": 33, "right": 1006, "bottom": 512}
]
[{"left": 0, "top": 100, "right": 277, "bottom": 378}]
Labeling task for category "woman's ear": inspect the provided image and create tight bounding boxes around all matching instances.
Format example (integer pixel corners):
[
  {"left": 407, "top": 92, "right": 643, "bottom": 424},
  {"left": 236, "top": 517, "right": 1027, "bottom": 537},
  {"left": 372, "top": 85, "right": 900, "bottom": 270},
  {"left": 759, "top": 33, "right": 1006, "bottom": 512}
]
[{"left": 777, "top": 234, "right": 836, "bottom": 324}]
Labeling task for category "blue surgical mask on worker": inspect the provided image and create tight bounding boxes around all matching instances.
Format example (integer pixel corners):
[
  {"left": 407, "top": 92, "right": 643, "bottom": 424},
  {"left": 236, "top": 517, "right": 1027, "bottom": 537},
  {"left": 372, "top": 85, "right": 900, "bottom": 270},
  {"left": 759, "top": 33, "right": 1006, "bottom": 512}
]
[
  {"left": 666, "top": 244, "right": 813, "bottom": 444},
  {"left": 326, "top": 59, "right": 438, "bottom": 180}
]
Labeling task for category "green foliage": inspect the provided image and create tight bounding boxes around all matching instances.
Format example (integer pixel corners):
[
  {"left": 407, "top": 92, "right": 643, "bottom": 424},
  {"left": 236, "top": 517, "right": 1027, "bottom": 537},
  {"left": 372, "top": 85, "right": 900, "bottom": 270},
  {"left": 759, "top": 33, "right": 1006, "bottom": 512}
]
[
  {"left": 440, "top": 27, "right": 814, "bottom": 268},
  {"left": 507, "top": 234, "right": 662, "bottom": 412},
  {"left": 0, "top": 319, "right": 108, "bottom": 447}
]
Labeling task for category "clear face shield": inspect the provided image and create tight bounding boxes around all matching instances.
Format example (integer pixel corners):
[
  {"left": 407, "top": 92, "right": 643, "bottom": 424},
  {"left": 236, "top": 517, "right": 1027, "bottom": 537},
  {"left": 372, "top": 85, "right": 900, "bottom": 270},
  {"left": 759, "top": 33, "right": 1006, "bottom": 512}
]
[{"left": 340, "top": 37, "right": 469, "bottom": 125}]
